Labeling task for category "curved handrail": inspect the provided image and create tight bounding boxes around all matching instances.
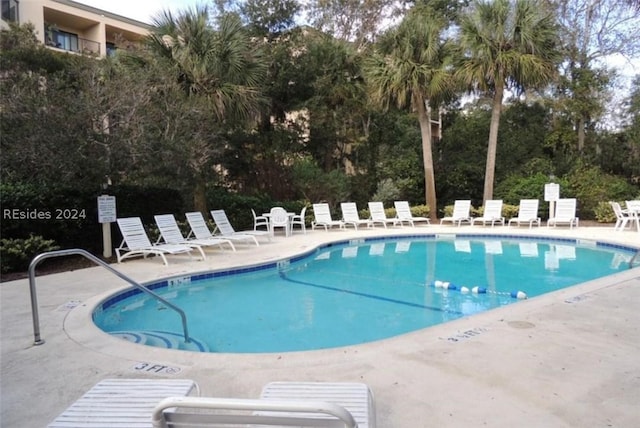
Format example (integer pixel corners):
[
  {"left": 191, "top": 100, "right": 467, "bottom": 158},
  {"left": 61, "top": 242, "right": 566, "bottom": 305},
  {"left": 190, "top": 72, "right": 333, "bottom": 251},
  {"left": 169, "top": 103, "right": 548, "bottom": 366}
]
[{"left": 28, "top": 249, "right": 190, "bottom": 345}]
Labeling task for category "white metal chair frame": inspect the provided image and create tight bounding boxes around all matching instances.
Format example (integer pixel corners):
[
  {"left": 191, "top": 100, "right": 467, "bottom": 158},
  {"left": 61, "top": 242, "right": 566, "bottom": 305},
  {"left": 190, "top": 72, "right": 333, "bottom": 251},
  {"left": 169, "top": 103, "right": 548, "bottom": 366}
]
[
  {"left": 252, "top": 208, "right": 270, "bottom": 231},
  {"left": 290, "top": 206, "right": 307, "bottom": 234}
]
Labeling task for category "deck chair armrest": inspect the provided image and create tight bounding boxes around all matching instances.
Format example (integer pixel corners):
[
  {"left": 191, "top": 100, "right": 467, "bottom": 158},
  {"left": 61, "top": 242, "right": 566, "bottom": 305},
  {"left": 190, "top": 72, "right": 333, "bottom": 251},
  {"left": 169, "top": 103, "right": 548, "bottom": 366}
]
[{"left": 152, "top": 396, "right": 358, "bottom": 428}]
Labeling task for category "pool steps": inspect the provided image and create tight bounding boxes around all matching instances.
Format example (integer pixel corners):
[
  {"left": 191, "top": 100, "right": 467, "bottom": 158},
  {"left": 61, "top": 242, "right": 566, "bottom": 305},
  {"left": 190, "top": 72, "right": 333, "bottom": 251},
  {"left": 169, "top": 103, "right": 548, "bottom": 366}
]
[{"left": 111, "top": 330, "right": 209, "bottom": 352}]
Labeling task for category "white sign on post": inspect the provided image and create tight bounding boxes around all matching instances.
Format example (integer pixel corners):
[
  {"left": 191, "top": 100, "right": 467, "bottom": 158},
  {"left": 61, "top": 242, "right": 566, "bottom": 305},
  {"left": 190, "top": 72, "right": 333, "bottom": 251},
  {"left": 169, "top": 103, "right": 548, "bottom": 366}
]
[
  {"left": 97, "top": 195, "right": 116, "bottom": 259},
  {"left": 544, "top": 183, "right": 560, "bottom": 220},
  {"left": 98, "top": 195, "right": 116, "bottom": 223},
  {"left": 544, "top": 183, "right": 560, "bottom": 202}
]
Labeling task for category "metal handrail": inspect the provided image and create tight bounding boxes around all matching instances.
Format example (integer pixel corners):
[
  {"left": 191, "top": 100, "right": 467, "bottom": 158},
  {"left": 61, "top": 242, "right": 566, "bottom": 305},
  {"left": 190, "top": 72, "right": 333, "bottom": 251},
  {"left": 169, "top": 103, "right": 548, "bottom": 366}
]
[{"left": 28, "top": 249, "right": 190, "bottom": 345}]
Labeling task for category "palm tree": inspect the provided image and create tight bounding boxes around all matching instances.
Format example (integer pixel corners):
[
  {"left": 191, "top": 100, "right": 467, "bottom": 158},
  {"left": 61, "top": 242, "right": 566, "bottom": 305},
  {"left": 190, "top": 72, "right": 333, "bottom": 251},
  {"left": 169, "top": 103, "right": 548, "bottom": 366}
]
[
  {"left": 364, "top": 6, "right": 455, "bottom": 221},
  {"left": 457, "top": 0, "right": 559, "bottom": 203},
  {"left": 146, "top": 7, "right": 267, "bottom": 213}
]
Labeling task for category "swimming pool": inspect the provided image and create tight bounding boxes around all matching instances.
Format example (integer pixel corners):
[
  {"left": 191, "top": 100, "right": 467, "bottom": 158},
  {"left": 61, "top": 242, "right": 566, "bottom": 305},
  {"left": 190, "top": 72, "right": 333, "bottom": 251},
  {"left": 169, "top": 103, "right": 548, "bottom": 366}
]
[{"left": 93, "top": 235, "right": 638, "bottom": 353}]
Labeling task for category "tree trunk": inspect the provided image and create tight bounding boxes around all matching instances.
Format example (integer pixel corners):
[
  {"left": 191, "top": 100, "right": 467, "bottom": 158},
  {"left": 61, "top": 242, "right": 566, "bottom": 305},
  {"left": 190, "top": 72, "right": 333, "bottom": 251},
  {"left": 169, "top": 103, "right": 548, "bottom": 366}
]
[
  {"left": 483, "top": 83, "right": 504, "bottom": 204},
  {"left": 416, "top": 98, "right": 438, "bottom": 222},
  {"left": 577, "top": 116, "right": 585, "bottom": 153},
  {"left": 193, "top": 176, "right": 207, "bottom": 215}
]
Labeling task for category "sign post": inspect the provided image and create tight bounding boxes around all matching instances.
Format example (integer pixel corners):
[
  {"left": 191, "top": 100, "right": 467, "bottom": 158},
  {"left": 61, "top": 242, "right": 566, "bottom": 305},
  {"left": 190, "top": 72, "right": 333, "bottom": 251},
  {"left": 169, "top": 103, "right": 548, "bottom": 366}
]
[
  {"left": 544, "top": 183, "right": 560, "bottom": 219},
  {"left": 97, "top": 195, "right": 116, "bottom": 258}
]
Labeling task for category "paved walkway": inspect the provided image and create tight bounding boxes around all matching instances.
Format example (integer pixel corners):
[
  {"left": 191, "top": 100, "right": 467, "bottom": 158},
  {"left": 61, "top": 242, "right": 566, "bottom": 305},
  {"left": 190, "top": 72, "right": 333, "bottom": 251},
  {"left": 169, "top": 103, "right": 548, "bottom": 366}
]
[{"left": 1, "top": 224, "right": 639, "bottom": 427}]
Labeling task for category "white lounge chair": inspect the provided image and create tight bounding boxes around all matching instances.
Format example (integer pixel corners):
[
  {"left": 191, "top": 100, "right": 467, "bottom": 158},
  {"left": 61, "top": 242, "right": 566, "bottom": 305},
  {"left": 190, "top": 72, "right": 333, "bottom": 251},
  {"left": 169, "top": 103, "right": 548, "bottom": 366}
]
[
  {"left": 116, "top": 217, "right": 196, "bottom": 265},
  {"left": 507, "top": 199, "right": 541, "bottom": 228},
  {"left": 394, "top": 201, "right": 430, "bottom": 227},
  {"left": 151, "top": 381, "right": 376, "bottom": 428},
  {"left": 312, "top": 203, "right": 345, "bottom": 231},
  {"left": 341, "top": 202, "right": 372, "bottom": 229},
  {"left": 187, "top": 211, "right": 258, "bottom": 246},
  {"left": 439, "top": 200, "right": 472, "bottom": 226},
  {"left": 368, "top": 202, "right": 399, "bottom": 228},
  {"left": 471, "top": 200, "right": 504, "bottom": 227},
  {"left": 290, "top": 206, "right": 307, "bottom": 234},
  {"left": 210, "top": 209, "right": 269, "bottom": 245},
  {"left": 48, "top": 378, "right": 199, "bottom": 428},
  {"left": 186, "top": 211, "right": 239, "bottom": 244},
  {"left": 155, "top": 214, "right": 236, "bottom": 256},
  {"left": 547, "top": 198, "right": 579, "bottom": 229}
]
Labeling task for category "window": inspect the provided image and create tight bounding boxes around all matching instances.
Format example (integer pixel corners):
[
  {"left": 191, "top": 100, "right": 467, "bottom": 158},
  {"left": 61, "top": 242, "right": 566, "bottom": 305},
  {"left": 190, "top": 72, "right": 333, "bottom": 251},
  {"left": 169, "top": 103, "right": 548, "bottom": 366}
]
[
  {"left": 50, "top": 29, "right": 79, "bottom": 52},
  {"left": 106, "top": 42, "right": 117, "bottom": 57},
  {"left": 1, "top": 0, "right": 19, "bottom": 22}
]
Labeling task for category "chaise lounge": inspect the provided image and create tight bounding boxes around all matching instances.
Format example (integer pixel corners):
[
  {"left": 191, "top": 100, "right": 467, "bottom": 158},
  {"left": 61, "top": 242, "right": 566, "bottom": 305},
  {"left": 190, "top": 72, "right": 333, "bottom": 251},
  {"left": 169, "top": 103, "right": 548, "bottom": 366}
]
[{"left": 116, "top": 217, "right": 197, "bottom": 265}]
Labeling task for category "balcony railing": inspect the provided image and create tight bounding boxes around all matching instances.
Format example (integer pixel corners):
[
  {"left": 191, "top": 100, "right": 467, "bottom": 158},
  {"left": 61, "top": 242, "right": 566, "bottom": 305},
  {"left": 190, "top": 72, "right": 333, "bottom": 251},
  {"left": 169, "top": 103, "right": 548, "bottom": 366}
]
[{"left": 45, "top": 28, "right": 101, "bottom": 56}]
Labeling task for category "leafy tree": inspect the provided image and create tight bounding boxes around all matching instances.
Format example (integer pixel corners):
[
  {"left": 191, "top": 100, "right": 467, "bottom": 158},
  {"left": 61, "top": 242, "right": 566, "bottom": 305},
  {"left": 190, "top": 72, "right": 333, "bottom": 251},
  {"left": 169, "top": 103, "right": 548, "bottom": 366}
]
[
  {"left": 144, "top": 7, "right": 267, "bottom": 213},
  {"left": 551, "top": 0, "right": 640, "bottom": 153},
  {"left": 305, "top": 0, "right": 399, "bottom": 48},
  {"left": 240, "top": 0, "right": 300, "bottom": 38},
  {"left": 621, "top": 75, "right": 640, "bottom": 179},
  {"left": 299, "top": 34, "right": 368, "bottom": 172},
  {"left": 365, "top": 5, "right": 456, "bottom": 220},
  {"left": 457, "top": 0, "right": 559, "bottom": 203}
]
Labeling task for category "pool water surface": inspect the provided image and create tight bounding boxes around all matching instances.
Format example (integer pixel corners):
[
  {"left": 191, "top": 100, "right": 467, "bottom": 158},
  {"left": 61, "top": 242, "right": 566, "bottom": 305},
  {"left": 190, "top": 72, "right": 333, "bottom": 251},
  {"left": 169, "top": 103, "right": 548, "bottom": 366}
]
[{"left": 93, "top": 236, "right": 637, "bottom": 353}]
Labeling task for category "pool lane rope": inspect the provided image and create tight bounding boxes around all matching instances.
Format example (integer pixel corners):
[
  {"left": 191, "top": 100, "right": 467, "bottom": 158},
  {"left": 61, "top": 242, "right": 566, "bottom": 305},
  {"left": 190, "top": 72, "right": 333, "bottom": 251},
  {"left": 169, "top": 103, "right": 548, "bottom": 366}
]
[{"left": 430, "top": 280, "right": 527, "bottom": 299}]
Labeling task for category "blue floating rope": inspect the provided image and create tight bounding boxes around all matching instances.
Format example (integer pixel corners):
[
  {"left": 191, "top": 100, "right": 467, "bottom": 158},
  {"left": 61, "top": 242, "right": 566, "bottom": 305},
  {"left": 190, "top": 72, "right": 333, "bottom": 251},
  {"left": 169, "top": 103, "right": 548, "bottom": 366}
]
[{"left": 429, "top": 280, "right": 526, "bottom": 299}]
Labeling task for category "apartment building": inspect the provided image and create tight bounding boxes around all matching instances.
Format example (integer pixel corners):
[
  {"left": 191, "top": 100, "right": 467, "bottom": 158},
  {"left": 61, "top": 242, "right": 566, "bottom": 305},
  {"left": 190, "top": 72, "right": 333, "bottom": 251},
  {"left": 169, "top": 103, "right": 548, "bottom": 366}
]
[{"left": 1, "top": 0, "right": 150, "bottom": 57}]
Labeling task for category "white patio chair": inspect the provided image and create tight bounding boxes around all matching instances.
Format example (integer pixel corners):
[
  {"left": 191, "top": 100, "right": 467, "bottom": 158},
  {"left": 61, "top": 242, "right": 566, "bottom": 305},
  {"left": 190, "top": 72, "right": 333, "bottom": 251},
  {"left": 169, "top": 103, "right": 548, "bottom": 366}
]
[
  {"left": 269, "top": 206, "right": 291, "bottom": 237},
  {"left": 49, "top": 379, "right": 199, "bottom": 427},
  {"left": 625, "top": 200, "right": 640, "bottom": 232},
  {"left": 210, "top": 209, "right": 270, "bottom": 245},
  {"left": 610, "top": 201, "right": 633, "bottom": 231},
  {"left": 290, "top": 206, "right": 307, "bottom": 234},
  {"left": 115, "top": 217, "right": 196, "bottom": 265},
  {"left": 507, "top": 199, "right": 541, "bottom": 228},
  {"left": 368, "top": 202, "right": 399, "bottom": 228},
  {"left": 154, "top": 214, "right": 235, "bottom": 256},
  {"left": 547, "top": 198, "right": 579, "bottom": 229},
  {"left": 471, "top": 200, "right": 505, "bottom": 227},
  {"left": 311, "top": 203, "right": 345, "bottom": 231},
  {"left": 340, "top": 202, "right": 372, "bottom": 229},
  {"left": 151, "top": 381, "right": 376, "bottom": 428},
  {"left": 440, "top": 200, "right": 472, "bottom": 226},
  {"left": 251, "top": 208, "right": 269, "bottom": 231},
  {"left": 393, "top": 201, "right": 430, "bottom": 227}
]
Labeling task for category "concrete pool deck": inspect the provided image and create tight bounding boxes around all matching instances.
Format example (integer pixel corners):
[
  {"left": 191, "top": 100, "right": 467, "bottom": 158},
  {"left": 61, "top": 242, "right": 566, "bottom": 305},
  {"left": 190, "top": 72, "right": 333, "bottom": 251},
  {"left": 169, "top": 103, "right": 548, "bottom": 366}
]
[{"left": 1, "top": 224, "right": 639, "bottom": 427}]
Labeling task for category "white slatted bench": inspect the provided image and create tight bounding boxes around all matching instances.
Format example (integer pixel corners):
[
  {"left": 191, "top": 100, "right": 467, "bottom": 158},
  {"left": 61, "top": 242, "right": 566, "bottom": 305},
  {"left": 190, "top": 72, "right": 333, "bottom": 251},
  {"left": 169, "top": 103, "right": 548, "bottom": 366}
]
[
  {"left": 48, "top": 378, "right": 199, "bottom": 428},
  {"left": 259, "top": 381, "right": 376, "bottom": 428}
]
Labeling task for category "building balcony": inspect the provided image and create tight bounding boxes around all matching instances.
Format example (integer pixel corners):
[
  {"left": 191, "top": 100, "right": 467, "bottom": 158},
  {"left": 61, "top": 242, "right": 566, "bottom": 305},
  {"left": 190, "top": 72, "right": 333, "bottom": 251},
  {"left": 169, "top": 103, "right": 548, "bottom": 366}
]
[{"left": 45, "top": 26, "right": 100, "bottom": 55}]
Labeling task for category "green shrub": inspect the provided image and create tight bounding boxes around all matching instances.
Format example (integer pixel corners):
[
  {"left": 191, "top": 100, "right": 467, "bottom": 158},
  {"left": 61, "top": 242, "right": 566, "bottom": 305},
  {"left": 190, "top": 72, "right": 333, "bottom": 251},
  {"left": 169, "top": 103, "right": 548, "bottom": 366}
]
[
  {"left": 593, "top": 201, "right": 617, "bottom": 223},
  {"left": 410, "top": 204, "right": 430, "bottom": 218},
  {"left": 1, "top": 235, "right": 60, "bottom": 273},
  {"left": 502, "top": 204, "right": 519, "bottom": 219},
  {"left": 565, "top": 163, "right": 639, "bottom": 220},
  {"left": 495, "top": 172, "right": 569, "bottom": 219},
  {"left": 372, "top": 179, "right": 401, "bottom": 204}
]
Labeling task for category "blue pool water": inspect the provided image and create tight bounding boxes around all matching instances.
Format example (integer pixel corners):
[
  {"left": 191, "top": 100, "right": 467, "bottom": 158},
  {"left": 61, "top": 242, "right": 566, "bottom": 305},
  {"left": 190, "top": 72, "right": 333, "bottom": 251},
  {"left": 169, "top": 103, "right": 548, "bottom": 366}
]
[{"left": 93, "top": 236, "right": 638, "bottom": 353}]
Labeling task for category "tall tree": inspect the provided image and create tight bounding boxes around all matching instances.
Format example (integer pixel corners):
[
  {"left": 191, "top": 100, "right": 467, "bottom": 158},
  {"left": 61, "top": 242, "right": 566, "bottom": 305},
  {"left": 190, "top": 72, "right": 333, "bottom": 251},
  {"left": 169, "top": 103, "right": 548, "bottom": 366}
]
[
  {"left": 145, "top": 7, "right": 267, "bottom": 212},
  {"left": 551, "top": 0, "right": 640, "bottom": 153},
  {"left": 457, "top": 0, "right": 559, "bottom": 203},
  {"left": 365, "top": 5, "right": 456, "bottom": 220},
  {"left": 305, "top": 0, "right": 399, "bottom": 48}
]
